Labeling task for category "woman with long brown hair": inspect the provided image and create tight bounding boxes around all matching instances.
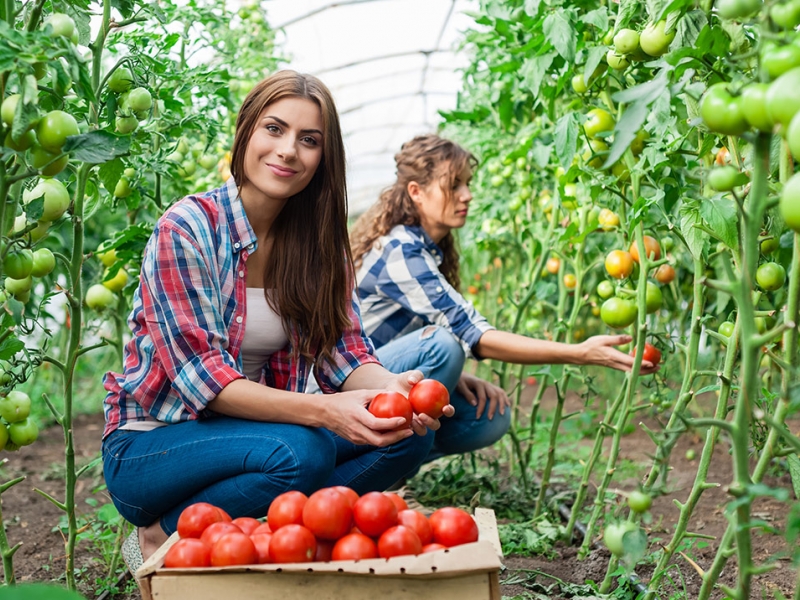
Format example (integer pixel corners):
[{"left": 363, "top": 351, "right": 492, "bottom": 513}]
[
  {"left": 103, "top": 72, "right": 450, "bottom": 572},
  {"left": 351, "top": 134, "right": 657, "bottom": 464}
]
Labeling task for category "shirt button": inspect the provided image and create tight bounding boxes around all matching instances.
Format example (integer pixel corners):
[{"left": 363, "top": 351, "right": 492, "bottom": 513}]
[
  {"left": 236, "top": 316, "right": 243, "bottom": 323},
  {"left": 247, "top": 244, "right": 254, "bottom": 250},
  {"left": 234, "top": 242, "right": 240, "bottom": 249},
  {"left": 436, "top": 286, "right": 443, "bottom": 292},
  {"left": 238, "top": 270, "right": 244, "bottom": 278}
]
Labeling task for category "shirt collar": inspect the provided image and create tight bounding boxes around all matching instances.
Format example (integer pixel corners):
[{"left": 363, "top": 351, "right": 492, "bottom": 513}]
[
  {"left": 220, "top": 178, "right": 258, "bottom": 254},
  {"left": 407, "top": 224, "right": 443, "bottom": 265}
]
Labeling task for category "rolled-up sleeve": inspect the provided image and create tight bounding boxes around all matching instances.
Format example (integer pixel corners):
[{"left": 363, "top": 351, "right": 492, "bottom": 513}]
[{"left": 139, "top": 220, "right": 244, "bottom": 415}]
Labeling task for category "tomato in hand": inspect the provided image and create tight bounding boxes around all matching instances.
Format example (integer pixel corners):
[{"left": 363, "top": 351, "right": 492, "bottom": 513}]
[
  {"left": 397, "top": 509, "right": 433, "bottom": 545},
  {"left": 629, "top": 342, "right": 662, "bottom": 366},
  {"left": 368, "top": 392, "right": 413, "bottom": 429},
  {"left": 353, "top": 491, "right": 398, "bottom": 537},
  {"left": 267, "top": 490, "right": 308, "bottom": 531},
  {"left": 302, "top": 487, "right": 353, "bottom": 541},
  {"left": 331, "top": 532, "right": 378, "bottom": 561},
  {"left": 429, "top": 507, "right": 479, "bottom": 548},
  {"left": 164, "top": 538, "right": 212, "bottom": 568},
  {"left": 177, "top": 502, "right": 229, "bottom": 539},
  {"left": 268, "top": 524, "right": 317, "bottom": 563},
  {"left": 210, "top": 531, "right": 257, "bottom": 566},
  {"left": 250, "top": 532, "right": 273, "bottom": 564},
  {"left": 378, "top": 525, "right": 423, "bottom": 558},
  {"left": 408, "top": 379, "right": 450, "bottom": 419}
]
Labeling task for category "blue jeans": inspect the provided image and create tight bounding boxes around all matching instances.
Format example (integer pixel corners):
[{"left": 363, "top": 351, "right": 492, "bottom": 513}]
[
  {"left": 375, "top": 326, "right": 511, "bottom": 463},
  {"left": 102, "top": 416, "right": 433, "bottom": 535}
]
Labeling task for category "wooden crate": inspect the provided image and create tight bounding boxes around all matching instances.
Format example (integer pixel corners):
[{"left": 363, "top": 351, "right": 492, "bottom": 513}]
[{"left": 136, "top": 507, "right": 503, "bottom": 600}]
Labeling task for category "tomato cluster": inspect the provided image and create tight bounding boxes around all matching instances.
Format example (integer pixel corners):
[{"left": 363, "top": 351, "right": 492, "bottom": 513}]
[{"left": 164, "top": 488, "right": 479, "bottom": 569}]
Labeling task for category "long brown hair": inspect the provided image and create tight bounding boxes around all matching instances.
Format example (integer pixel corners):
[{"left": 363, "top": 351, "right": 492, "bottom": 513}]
[
  {"left": 231, "top": 70, "right": 352, "bottom": 363},
  {"left": 350, "top": 134, "right": 475, "bottom": 290}
]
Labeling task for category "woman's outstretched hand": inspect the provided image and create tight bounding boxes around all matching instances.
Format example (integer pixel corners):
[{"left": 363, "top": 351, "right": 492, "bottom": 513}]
[
  {"left": 577, "top": 335, "right": 660, "bottom": 375},
  {"left": 456, "top": 372, "right": 509, "bottom": 420}
]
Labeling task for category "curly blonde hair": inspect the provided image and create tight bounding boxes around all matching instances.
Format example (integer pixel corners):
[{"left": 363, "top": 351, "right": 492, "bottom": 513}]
[{"left": 350, "top": 134, "right": 476, "bottom": 290}]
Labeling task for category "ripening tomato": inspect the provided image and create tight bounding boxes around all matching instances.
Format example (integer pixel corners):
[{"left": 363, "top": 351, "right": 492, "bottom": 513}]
[
  {"left": 177, "top": 502, "right": 230, "bottom": 539},
  {"left": 378, "top": 525, "right": 423, "bottom": 558},
  {"left": 545, "top": 256, "right": 561, "bottom": 274},
  {"left": 368, "top": 392, "right": 413, "bottom": 429},
  {"left": 331, "top": 486, "right": 359, "bottom": 508},
  {"left": 384, "top": 493, "right": 409, "bottom": 513},
  {"left": 353, "top": 491, "right": 398, "bottom": 538},
  {"left": 200, "top": 521, "right": 244, "bottom": 547},
  {"left": 429, "top": 507, "right": 479, "bottom": 548},
  {"left": 408, "top": 379, "right": 450, "bottom": 419},
  {"left": 164, "top": 538, "right": 212, "bottom": 568},
  {"left": 605, "top": 250, "right": 634, "bottom": 279},
  {"left": 654, "top": 264, "right": 675, "bottom": 284},
  {"left": 397, "top": 509, "right": 433, "bottom": 546},
  {"left": 268, "top": 524, "right": 317, "bottom": 563},
  {"left": 210, "top": 531, "right": 258, "bottom": 566},
  {"left": 629, "top": 235, "right": 661, "bottom": 263},
  {"left": 231, "top": 517, "right": 261, "bottom": 536},
  {"left": 302, "top": 488, "right": 353, "bottom": 541},
  {"left": 267, "top": 490, "right": 308, "bottom": 531},
  {"left": 629, "top": 342, "right": 662, "bottom": 366},
  {"left": 250, "top": 532, "right": 272, "bottom": 564},
  {"left": 331, "top": 532, "right": 378, "bottom": 561},
  {"left": 563, "top": 273, "right": 577, "bottom": 289}
]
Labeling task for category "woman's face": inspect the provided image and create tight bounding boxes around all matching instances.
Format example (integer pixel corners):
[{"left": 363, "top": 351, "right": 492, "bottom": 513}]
[
  {"left": 411, "top": 161, "right": 473, "bottom": 243},
  {"left": 241, "top": 96, "right": 324, "bottom": 205}
]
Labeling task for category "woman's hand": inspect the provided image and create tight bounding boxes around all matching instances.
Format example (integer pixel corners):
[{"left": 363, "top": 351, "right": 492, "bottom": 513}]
[
  {"left": 456, "top": 372, "right": 510, "bottom": 420},
  {"left": 577, "top": 335, "right": 660, "bottom": 375},
  {"left": 323, "top": 389, "right": 414, "bottom": 447},
  {"left": 385, "top": 370, "right": 455, "bottom": 436}
]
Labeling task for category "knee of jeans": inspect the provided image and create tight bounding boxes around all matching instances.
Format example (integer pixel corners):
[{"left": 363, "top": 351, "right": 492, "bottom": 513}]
[
  {"left": 418, "top": 327, "right": 465, "bottom": 388},
  {"left": 277, "top": 428, "right": 336, "bottom": 494}
]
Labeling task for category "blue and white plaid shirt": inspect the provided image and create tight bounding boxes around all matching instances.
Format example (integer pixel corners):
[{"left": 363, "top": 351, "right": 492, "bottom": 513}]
[{"left": 355, "top": 225, "right": 494, "bottom": 357}]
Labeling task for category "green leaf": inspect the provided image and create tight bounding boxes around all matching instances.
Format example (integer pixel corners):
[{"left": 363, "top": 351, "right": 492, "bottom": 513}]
[
  {"left": 11, "top": 74, "right": 39, "bottom": 141},
  {"left": 674, "top": 10, "right": 707, "bottom": 49},
  {"left": 701, "top": 197, "right": 739, "bottom": 252},
  {"left": 0, "top": 583, "right": 88, "bottom": 600},
  {"left": 616, "top": 0, "right": 641, "bottom": 32},
  {"left": 98, "top": 157, "right": 125, "bottom": 197},
  {"left": 0, "top": 337, "right": 24, "bottom": 361},
  {"left": 6, "top": 298, "right": 24, "bottom": 325},
  {"left": 520, "top": 52, "right": 556, "bottom": 98},
  {"left": 25, "top": 197, "right": 44, "bottom": 222},
  {"left": 63, "top": 131, "right": 131, "bottom": 164},
  {"left": 679, "top": 203, "right": 706, "bottom": 259},
  {"left": 789, "top": 455, "right": 800, "bottom": 500},
  {"left": 524, "top": 0, "right": 542, "bottom": 16},
  {"left": 612, "top": 69, "right": 670, "bottom": 105},
  {"left": 554, "top": 112, "right": 578, "bottom": 170},
  {"left": 622, "top": 526, "right": 648, "bottom": 566},
  {"left": 603, "top": 101, "right": 648, "bottom": 169},
  {"left": 581, "top": 7, "right": 609, "bottom": 31},
  {"left": 111, "top": 0, "right": 135, "bottom": 19},
  {"left": 584, "top": 45, "right": 607, "bottom": 86},
  {"left": 543, "top": 9, "right": 576, "bottom": 62},
  {"left": 531, "top": 142, "right": 553, "bottom": 169}
]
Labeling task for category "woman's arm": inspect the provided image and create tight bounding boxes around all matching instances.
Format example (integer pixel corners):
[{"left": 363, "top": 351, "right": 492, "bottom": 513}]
[{"left": 474, "top": 330, "right": 657, "bottom": 372}]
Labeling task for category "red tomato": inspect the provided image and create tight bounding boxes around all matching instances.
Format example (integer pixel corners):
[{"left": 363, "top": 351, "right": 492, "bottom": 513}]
[
  {"left": 377, "top": 525, "right": 423, "bottom": 558},
  {"left": 231, "top": 517, "right": 261, "bottom": 536},
  {"left": 200, "top": 521, "right": 243, "bottom": 547},
  {"left": 422, "top": 543, "right": 447, "bottom": 553},
  {"left": 368, "top": 392, "right": 413, "bottom": 429},
  {"left": 252, "top": 522, "right": 272, "bottom": 535},
  {"left": 353, "top": 491, "right": 398, "bottom": 537},
  {"left": 408, "top": 379, "right": 450, "bottom": 419},
  {"left": 210, "top": 532, "right": 258, "bottom": 566},
  {"left": 268, "top": 524, "right": 317, "bottom": 563},
  {"left": 164, "top": 538, "right": 212, "bottom": 568},
  {"left": 331, "top": 532, "right": 378, "bottom": 561},
  {"left": 397, "top": 509, "right": 433, "bottom": 546},
  {"left": 250, "top": 532, "right": 272, "bottom": 564},
  {"left": 331, "top": 486, "right": 359, "bottom": 508},
  {"left": 303, "top": 488, "right": 353, "bottom": 541},
  {"left": 314, "top": 539, "right": 334, "bottom": 562},
  {"left": 429, "top": 507, "right": 479, "bottom": 548},
  {"left": 384, "top": 493, "right": 408, "bottom": 513},
  {"left": 267, "top": 491, "right": 308, "bottom": 531},
  {"left": 177, "top": 502, "right": 229, "bottom": 539},
  {"left": 629, "top": 342, "right": 662, "bottom": 365}
]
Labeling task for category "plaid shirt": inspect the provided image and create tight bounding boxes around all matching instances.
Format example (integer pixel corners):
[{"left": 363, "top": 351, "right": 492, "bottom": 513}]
[
  {"left": 103, "top": 179, "right": 379, "bottom": 438},
  {"left": 356, "top": 224, "right": 494, "bottom": 357}
]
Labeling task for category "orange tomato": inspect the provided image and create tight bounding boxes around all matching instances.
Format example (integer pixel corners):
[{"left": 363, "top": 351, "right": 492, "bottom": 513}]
[
  {"left": 563, "top": 273, "right": 577, "bottom": 289},
  {"left": 629, "top": 235, "right": 661, "bottom": 263},
  {"left": 605, "top": 250, "right": 634, "bottom": 279},
  {"left": 654, "top": 264, "right": 675, "bottom": 284},
  {"left": 546, "top": 257, "right": 561, "bottom": 274}
]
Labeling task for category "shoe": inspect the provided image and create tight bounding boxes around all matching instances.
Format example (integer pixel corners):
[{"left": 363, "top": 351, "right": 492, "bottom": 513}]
[{"left": 121, "top": 529, "right": 144, "bottom": 578}]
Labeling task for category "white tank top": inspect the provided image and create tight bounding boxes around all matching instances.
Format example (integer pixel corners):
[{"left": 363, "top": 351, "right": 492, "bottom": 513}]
[{"left": 240, "top": 288, "right": 290, "bottom": 381}]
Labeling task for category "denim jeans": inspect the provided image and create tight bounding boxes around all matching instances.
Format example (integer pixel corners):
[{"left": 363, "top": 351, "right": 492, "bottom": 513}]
[
  {"left": 375, "top": 326, "right": 511, "bottom": 463},
  {"left": 102, "top": 416, "right": 434, "bottom": 535}
]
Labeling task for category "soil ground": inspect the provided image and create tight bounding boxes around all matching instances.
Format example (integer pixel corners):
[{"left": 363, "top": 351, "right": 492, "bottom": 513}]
[{"left": 0, "top": 384, "right": 797, "bottom": 600}]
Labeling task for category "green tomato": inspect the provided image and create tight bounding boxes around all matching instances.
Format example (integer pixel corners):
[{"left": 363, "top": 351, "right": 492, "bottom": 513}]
[
  {"left": 28, "top": 178, "right": 70, "bottom": 221},
  {"left": 32, "top": 61, "right": 47, "bottom": 80},
  {"left": 603, "top": 522, "right": 639, "bottom": 557},
  {"left": 771, "top": 0, "right": 800, "bottom": 28},
  {"left": 43, "top": 13, "right": 76, "bottom": 39},
  {"left": 1, "top": 94, "right": 20, "bottom": 127},
  {"left": 765, "top": 67, "right": 800, "bottom": 128},
  {"left": 31, "top": 146, "right": 69, "bottom": 176},
  {"left": 630, "top": 130, "right": 649, "bottom": 156},
  {"left": 113, "top": 178, "right": 132, "bottom": 199},
  {"left": 685, "top": 449, "right": 696, "bottom": 461},
  {"left": 597, "top": 281, "right": 615, "bottom": 299},
  {"left": 127, "top": 87, "right": 153, "bottom": 112},
  {"left": 199, "top": 154, "right": 218, "bottom": 170},
  {"left": 4, "top": 275, "right": 32, "bottom": 296},
  {"left": 700, "top": 83, "right": 748, "bottom": 136},
  {"left": 0, "top": 390, "right": 31, "bottom": 423},
  {"left": 708, "top": 165, "right": 743, "bottom": 191},
  {"left": 600, "top": 297, "right": 638, "bottom": 329},
  {"left": 31, "top": 248, "right": 55, "bottom": 277},
  {"left": 107, "top": 67, "right": 133, "bottom": 93},
  {"left": 645, "top": 282, "right": 663, "bottom": 314},
  {"left": 718, "top": 321, "right": 735, "bottom": 338},
  {"left": 639, "top": 20, "right": 675, "bottom": 57},
  {"left": 614, "top": 29, "right": 640, "bottom": 55},
  {"left": 490, "top": 175, "right": 504, "bottom": 188},
  {"left": 36, "top": 110, "right": 80, "bottom": 153},
  {"left": 756, "top": 262, "right": 786, "bottom": 291},
  {"left": 763, "top": 44, "right": 800, "bottom": 80},
  {"left": 0, "top": 423, "right": 7, "bottom": 451},
  {"left": 787, "top": 111, "right": 800, "bottom": 162},
  {"left": 176, "top": 138, "right": 190, "bottom": 156},
  {"left": 97, "top": 246, "right": 118, "bottom": 267},
  {"left": 9, "top": 417, "right": 39, "bottom": 446},
  {"left": 716, "top": 0, "right": 761, "bottom": 20},
  {"left": 584, "top": 108, "right": 615, "bottom": 139},
  {"left": 740, "top": 83, "right": 773, "bottom": 132},
  {"left": 606, "top": 50, "right": 630, "bottom": 70},
  {"left": 3, "top": 249, "right": 33, "bottom": 280},
  {"left": 780, "top": 172, "right": 800, "bottom": 232},
  {"left": 85, "top": 283, "right": 116, "bottom": 310},
  {"left": 5, "top": 129, "right": 37, "bottom": 152},
  {"left": 102, "top": 268, "right": 128, "bottom": 292},
  {"left": 571, "top": 74, "right": 588, "bottom": 94},
  {"left": 115, "top": 115, "right": 138, "bottom": 134},
  {"left": 661, "top": 236, "right": 674, "bottom": 252},
  {"left": 123, "top": 167, "right": 136, "bottom": 178},
  {"left": 29, "top": 220, "right": 50, "bottom": 243},
  {"left": 627, "top": 490, "right": 652, "bottom": 513},
  {"left": 760, "top": 237, "right": 780, "bottom": 254},
  {"left": 583, "top": 139, "right": 609, "bottom": 168}
]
